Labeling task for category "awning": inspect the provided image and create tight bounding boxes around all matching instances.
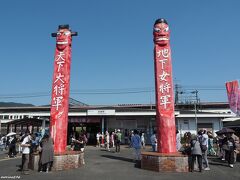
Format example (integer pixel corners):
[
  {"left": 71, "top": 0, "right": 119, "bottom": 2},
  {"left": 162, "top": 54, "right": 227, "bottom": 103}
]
[
  {"left": 222, "top": 117, "right": 240, "bottom": 122},
  {"left": 6, "top": 117, "right": 49, "bottom": 126}
]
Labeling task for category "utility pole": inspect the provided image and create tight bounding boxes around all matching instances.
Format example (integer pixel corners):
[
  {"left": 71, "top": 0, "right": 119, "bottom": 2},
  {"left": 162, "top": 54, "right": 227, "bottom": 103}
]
[
  {"left": 191, "top": 90, "right": 199, "bottom": 133},
  {"left": 175, "top": 84, "right": 179, "bottom": 105}
]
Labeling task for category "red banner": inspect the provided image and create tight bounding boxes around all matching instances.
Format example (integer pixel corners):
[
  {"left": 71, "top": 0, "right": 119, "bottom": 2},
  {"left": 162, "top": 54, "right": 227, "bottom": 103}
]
[
  {"left": 153, "top": 19, "right": 176, "bottom": 153},
  {"left": 50, "top": 25, "right": 75, "bottom": 154},
  {"left": 226, "top": 80, "right": 239, "bottom": 114},
  {"left": 238, "top": 89, "right": 240, "bottom": 115}
]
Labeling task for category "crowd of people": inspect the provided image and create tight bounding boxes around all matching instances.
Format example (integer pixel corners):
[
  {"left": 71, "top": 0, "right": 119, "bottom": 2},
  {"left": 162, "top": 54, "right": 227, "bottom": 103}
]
[
  {"left": 0, "top": 128, "right": 54, "bottom": 175},
  {"left": 180, "top": 129, "right": 239, "bottom": 172},
  {"left": 95, "top": 128, "right": 239, "bottom": 170},
  {"left": 95, "top": 129, "right": 122, "bottom": 152},
  {"left": 95, "top": 129, "right": 146, "bottom": 154},
  {"left": 1, "top": 127, "right": 239, "bottom": 175},
  {"left": 95, "top": 128, "right": 152, "bottom": 167},
  {"left": 0, "top": 134, "right": 19, "bottom": 157},
  {"left": 20, "top": 129, "right": 54, "bottom": 175}
]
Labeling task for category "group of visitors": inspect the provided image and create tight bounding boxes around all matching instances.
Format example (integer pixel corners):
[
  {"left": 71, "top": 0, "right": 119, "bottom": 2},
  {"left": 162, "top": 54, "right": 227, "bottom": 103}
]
[
  {"left": 125, "top": 130, "right": 145, "bottom": 148},
  {"left": 180, "top": 130, "right": 211, "bottom": 172},
  {"left": 0, "top": 134, "right": 22, "bottom": 157},
  {"left": 217, "top": 132, "right": 239, "bottom": 167},
  {"left": 96, "top": 129, "right": 147, "bottom": 154},
  {"left": 70, "top": 131, "right": 87, "bottom": 152},
  {"left": 3, "top": 129, "right": 54, "bottom": 175},
  {"left": 181, "top": 129, "right": 239, "bottom": 172},
  {"left": 3, "top": 127, "right": 237, "bottom": 175},
  {"left": 19, "top": 129, "right": 54, "bottom": 175},
  {"left": 96, "top": 129, "right": 122, "bottom": 152}
]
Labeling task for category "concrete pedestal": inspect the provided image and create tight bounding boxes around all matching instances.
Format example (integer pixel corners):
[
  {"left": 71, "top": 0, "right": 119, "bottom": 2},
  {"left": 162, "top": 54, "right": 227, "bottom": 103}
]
[
  {"left": 141, "top": 152, "right": 188, "bottom": 172},
  {"left": 29, "top": 151, "right": 84, "bottom": 171}
]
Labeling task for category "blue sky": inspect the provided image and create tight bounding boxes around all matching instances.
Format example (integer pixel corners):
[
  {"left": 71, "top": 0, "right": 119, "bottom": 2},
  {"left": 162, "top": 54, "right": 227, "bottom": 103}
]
[{"left": 0, "top": 0, "right": 239, "bottom": 106}]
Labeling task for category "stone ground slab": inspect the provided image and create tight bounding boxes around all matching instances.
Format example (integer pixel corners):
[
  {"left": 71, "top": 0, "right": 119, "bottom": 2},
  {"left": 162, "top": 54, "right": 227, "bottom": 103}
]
[{"left": 0, "top": 146, "right": 239, "bottom": 180}]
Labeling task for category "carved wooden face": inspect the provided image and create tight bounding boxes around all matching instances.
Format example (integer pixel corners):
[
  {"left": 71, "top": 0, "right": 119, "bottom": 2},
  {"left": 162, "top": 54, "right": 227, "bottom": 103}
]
[
  {"left": 153, "top": 22, "right": 170, "bottom": 46},
  {"left": 56, "top": 29, "right": 71, "bottom": 51}
]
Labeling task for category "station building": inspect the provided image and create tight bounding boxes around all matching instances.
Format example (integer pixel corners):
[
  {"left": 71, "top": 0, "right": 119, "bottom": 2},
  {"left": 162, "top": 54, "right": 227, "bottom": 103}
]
[{"left": 0, "top": 102, "right": 236, "bottom": 144}]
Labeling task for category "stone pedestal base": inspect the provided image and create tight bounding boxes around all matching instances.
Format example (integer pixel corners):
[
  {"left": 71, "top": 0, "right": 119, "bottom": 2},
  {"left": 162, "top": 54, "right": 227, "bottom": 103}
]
[
  {"left": 29, "top": 151, "right": 84, "bottom": 171},
  {"left": 141, "top": 152, "right": 188, "bottom": 172}
]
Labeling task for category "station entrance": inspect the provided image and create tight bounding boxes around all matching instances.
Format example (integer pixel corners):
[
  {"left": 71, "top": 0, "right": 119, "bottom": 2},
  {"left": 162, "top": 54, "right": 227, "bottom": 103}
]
[{"left": 68, "top": 117, "right": 101, "bottom": 145}]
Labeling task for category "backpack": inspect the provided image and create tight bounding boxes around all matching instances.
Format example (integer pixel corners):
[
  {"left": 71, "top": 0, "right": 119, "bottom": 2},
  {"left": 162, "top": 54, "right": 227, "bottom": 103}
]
[{"left": 199, "top": 136, "right": 207, "bottom": 152}]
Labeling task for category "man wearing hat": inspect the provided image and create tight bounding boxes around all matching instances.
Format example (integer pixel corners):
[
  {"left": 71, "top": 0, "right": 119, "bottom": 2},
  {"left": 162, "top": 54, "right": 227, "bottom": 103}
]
[{"left": 115, "top": 129, "right": 122, "bottom": 152}]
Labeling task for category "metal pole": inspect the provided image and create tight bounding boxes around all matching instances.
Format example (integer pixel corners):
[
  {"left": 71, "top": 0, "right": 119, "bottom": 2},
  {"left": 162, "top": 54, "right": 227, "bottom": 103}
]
[
  {"left": 101, "top": 117, "right": 105, "bottom": 145},
  {"left": 194, "top": 90, "right": 198, "bottom": 133},
  {"left": 194, "top": 101, "right": 198, "bottom": 133}
]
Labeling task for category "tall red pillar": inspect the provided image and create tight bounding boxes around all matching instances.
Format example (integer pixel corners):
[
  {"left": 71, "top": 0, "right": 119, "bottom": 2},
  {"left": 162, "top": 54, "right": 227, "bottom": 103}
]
[
  {"left": 153, "top": 18, "right": 176, "bottom": 153},
  {"left": 50, "top": 25, "right": 77, "bottom": 154}
]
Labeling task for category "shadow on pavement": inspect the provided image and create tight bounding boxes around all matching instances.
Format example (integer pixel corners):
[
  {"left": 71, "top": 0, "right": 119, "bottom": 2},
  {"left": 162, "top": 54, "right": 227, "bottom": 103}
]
[
  {"left": 208, "top": 157, "right": 230, "bottom": 167},
  {"left": 101, "top": 154, "right": 134, "bottom": 163},
  {"left": 101, "top": 154, "right": 142, "bottom": 169}
]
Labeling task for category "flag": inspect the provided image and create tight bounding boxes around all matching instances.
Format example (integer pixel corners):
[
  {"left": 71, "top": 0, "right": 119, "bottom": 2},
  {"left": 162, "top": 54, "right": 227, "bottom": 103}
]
[{"left": 226, "top": 80, "right": 239, "bottom": 114}]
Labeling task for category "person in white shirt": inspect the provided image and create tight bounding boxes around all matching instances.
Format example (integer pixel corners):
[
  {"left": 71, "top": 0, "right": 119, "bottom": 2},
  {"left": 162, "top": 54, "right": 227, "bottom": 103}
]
[
  {"left": 176, "top": 130, "right": 182, "bottom": 151},
  {"left": 141, "top": 132, "right": 145, "bottom": 149},
  {"left": 96, "top": 132, "right": 100, "bottom": 147},
  {"left": 199, "top": 130, "right": 210, "bottom": 171},
  {"left": 111, "top": 132, "right": 115, "bottom": 148},
  {"left": 0, "top": 136, "right": 5, "bottom": 151},
  {"left": 20, "top": 131, "right": 31, "bottom": 175}
]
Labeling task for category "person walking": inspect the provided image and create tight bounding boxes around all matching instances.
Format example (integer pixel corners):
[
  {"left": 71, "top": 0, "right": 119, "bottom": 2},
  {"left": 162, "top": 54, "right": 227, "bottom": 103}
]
[
  {"left": 8, "top": 135, "right": 17, "bottom": 158},
  {"left": 20, "top": 131, "right": 31, "bottom": 175},
  {"left": 199, "top": 130, "right": 210, "bottom": 171},
  {"left": 115, "top": 129, "right": 122, "bottom": 152},
  {"left": 131, "top": 130, "right": 141, "bottom": 163},
  {"left": 111, "top": 132, "right": 115, "bottom": 148},
  {"left": 129, "top": 131, "right": 134, "bottom": 148},
  {"left": 140, "top": 132, "right": 145, "bottom": 149},
  {"left": 231, "top": 133, "right": 239, "bottom": 163},
  {"left": 105, "top": 131, "right": 110, "bottom": 151},
  {"left": 190, "top": 135, "right": 202, "bottom": 172},
  {"left": 222, "top": 133, "right": 236, "bottom": 168},
  {"left": 150, "top": 131, "right": 157, "bottom": 152},
  {"left": 39, "top": 133, "right": 54, "bottom": 172},
  {"left": 0, "top": 135, "right": 5, "bottom": 151},
  {"left": 96, "top": 132, "right": 101, "bottom": 147},
  {"left": 176, "top": 130, "right": 182, "bottom": 151},
  {"left": 216, "top": 133, "right": 225, "bottom": 159},
  {"left": 207, "top": 131, "right": 216, "bottom": 156}
]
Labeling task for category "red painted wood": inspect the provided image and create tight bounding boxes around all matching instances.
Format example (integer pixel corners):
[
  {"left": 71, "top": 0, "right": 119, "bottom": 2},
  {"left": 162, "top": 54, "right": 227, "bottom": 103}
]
[
  {"left": 153, "top": 19, "right": 176, "bottom": 153},
  {"left": 50, "top": 26, "right": 73, "bottom": 154}
]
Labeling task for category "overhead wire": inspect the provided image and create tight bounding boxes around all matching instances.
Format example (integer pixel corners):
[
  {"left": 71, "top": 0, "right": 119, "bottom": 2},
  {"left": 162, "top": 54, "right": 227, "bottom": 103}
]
[{"left": 0, "top": 85, "right": 226, "bottom": 99}]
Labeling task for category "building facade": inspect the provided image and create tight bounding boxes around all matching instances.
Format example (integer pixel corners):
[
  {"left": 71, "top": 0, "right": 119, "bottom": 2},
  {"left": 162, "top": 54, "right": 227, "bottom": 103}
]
[{"left": 0, "top": 102, "right": 235, "bottom": 144}]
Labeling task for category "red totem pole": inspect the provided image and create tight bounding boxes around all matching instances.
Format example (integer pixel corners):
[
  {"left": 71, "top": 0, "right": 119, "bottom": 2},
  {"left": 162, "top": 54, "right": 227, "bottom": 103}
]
[
  {"left": 153, "top": 19, "right": 176, "bottom": 153},
  {"left": 50, "top": 25, "right": 77, "bottom": 154}
]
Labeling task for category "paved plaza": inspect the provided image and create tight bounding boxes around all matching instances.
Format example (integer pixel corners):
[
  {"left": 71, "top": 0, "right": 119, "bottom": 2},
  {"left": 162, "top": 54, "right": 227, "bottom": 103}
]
[{"left": 0, "top": 146, "right": 239, "bottom": 180}]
